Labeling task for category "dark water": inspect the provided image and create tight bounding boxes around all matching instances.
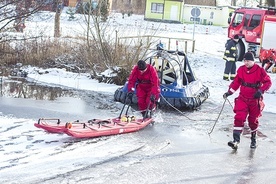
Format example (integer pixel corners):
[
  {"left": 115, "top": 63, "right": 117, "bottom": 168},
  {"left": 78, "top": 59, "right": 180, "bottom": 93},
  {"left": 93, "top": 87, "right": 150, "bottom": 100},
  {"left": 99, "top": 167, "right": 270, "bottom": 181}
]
[
  {"left": 0, "top": 77, "right": 75, "bottom": 100},
  {"left": 0, "top": 77, "right": 120, "bottom": 121}
]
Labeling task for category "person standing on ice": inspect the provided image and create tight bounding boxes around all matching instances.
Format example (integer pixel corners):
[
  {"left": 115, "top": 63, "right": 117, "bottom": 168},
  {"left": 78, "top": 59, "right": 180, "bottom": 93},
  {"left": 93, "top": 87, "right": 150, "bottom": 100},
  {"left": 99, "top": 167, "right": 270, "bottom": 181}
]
[
  {"left": 223, "top": 35, "right": 239, "bottom": 81},
  {"left": 127, "top": 60, "right": 160, "bottom": 118},
  {"left": 223, "top": 52, "right": 272, "bottom": 149}
]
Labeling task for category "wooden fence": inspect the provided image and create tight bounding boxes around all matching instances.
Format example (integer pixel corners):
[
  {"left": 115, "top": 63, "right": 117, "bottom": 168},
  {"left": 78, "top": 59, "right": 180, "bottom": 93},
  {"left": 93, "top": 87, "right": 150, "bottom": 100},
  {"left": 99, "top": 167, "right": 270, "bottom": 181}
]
[{"left": 117, "top": 35, "right": 195, "bottom": 53}]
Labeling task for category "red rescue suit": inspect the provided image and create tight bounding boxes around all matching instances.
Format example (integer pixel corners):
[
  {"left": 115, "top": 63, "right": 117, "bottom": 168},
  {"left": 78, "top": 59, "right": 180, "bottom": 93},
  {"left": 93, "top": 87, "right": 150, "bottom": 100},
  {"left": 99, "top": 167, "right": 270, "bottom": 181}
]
[
  {"left": 128, "top": 64, "right": 160, "bottom": 112},
  {"left": 259, "top": 49, "right": 276, "bottom": 72},
  {"left": 228, "top": 64, "right": 272, "bottom": 133}
]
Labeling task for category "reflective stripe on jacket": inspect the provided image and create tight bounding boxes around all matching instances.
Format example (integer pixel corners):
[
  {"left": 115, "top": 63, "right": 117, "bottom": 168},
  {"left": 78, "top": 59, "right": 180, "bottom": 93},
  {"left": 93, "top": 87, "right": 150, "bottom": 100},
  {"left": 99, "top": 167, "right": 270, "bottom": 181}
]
[{"left": 223, "top": 39, "right": 237, "bottom": 62}]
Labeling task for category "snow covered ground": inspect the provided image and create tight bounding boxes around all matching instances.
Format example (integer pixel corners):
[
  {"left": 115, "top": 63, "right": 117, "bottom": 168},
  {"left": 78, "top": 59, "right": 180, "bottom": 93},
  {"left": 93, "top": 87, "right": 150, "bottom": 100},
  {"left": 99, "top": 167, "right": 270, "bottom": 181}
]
[
  {"left": 4, "top": 8, "right": 274, "bottom": 113},
  {"left": 1, "top": 9, "right": 276, "bottom": 184},
  {"left": 11, "top": 9, "right": 275, "bottom": 113}
]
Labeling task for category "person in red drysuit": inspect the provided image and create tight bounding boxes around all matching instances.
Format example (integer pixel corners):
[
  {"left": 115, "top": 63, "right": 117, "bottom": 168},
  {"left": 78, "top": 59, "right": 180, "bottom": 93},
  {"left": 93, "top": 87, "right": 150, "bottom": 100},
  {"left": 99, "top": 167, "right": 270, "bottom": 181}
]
[
  {"left": 223, "top": 52, "right": 272, "bottom": 150},
  {"left": 127, "top": 60, "right": 160, "bottom": 118},
  {"left": 259, "top": 48, "right": 276, "bottom": 72}
]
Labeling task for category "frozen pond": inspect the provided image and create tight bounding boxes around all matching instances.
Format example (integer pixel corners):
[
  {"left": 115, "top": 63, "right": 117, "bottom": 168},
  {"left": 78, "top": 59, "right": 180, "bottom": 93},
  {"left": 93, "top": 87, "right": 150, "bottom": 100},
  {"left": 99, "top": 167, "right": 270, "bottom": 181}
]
[{"left": 1, "top": 78, "right": 276, "bottom": 184}]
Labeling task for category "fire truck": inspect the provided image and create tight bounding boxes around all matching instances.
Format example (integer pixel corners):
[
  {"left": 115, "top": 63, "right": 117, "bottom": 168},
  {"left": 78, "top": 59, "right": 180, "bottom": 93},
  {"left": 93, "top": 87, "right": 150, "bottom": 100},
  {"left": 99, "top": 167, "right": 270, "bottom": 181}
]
[{"left": 227, "top": 5, "right": 276, "bottom": 63}]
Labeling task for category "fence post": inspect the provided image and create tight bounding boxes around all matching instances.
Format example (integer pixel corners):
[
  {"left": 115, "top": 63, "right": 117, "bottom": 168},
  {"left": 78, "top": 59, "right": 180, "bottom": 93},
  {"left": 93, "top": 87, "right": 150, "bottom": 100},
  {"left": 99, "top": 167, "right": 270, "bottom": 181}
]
[
  {"left": 0, "top": 77, "right": 2, "bottom": 96},
  {"left": 192, "top": 40, "right": 195, "bottom": 53},
  {"left": 185, "top": 41, "right": 187, "bottom": 54}
]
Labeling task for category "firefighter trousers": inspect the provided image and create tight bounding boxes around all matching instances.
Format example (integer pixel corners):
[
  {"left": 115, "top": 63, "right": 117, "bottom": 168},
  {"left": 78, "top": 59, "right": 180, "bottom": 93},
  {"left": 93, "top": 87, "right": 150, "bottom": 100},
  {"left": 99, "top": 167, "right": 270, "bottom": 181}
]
[
  {"left": 136, "top": 87, "right": 156, "bottom": 112},
  {"left": 233, "top": 95, "right": 264, "bottom": 133},
  {"left": 223, "top": 61, "right": 236, "bottom": 80}
]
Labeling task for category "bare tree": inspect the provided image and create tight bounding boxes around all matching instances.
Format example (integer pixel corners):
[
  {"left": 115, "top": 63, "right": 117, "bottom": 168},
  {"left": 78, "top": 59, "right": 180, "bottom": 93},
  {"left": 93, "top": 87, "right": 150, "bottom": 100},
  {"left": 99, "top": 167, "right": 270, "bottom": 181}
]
[
  {"left": 242, "top": 0, "right": 254, "bottom": 6},
  {"left": 0, "top": 0, "right": 51, "bottom": 32},
  {"left": 77, "top": 1, "right": 158, "bottom": 83},
  {"left": 54, "top": 0, "right": 63, "bottom": 37},
  {"left": 0, "top": 0, "right": 75, "bottom": 69},
  {"left": 266, "top": 0, "right": 275, "bottom": 6},
  {"left": 259, "top": 0, "right": 263, "bottom": 5},
  {"left": 231, "top": 0, "right": 237, "bottom": 6}
]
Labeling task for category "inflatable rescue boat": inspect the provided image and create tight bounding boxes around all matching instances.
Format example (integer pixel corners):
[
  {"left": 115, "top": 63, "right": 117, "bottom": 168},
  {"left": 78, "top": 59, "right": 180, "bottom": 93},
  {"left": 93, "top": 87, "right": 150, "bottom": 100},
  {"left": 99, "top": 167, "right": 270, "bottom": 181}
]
[{"left": 114, "top": 48, "right": 209, "bottom": 110}]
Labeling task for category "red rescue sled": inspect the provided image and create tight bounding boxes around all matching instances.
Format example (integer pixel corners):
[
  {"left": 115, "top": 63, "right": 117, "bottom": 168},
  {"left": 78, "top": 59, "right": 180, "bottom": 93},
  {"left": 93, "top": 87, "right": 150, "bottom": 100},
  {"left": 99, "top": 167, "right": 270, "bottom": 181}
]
[
  {"left": 34, "top": 118, "right": 66, "bottom": 133},
  {"left": 34, "top": 117, "right": 153, "bottom": 138},
  {"left": 34, "top": 95, "right": 155, "bottom": 138}
]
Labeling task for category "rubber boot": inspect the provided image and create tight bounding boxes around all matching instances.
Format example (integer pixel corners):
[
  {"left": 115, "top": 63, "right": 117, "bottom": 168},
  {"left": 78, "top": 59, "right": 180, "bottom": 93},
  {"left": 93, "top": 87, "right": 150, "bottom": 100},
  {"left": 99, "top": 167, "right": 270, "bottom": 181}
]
[
  {"left": 141, "top": 111, "right": 145, "bottom": 118},
  {"left": 141, "top": 111, "right": 149, "bottom": 119},
  {"left": 250, "top": 132, "right": 257, "bottom": 149},
  {"left": 228, "top": 131, "right": 240, "bottom": 150},
  {"left": 223, "top": 76, "right": 229, "bottom": 81}
]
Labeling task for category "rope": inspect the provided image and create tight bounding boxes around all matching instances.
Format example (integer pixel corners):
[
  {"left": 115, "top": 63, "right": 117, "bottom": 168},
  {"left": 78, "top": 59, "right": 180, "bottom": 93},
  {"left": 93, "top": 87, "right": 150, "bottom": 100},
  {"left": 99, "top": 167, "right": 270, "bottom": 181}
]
[
  {"left": 160, "top": 93, "right": 236, "bottom": 135},
  {"left": 207, "top": 99, "right": 227, "bottom": 135},
  {"left": 207, "top": 98, "right": 234, "bottom": 135},
  {"left": 226, "top": 98, "right": 234, "bottom": 110},
  {"left": 160, "top": 94, "right": 215, "bottom": 122},
  {"left": 128, "top": 93, "right": 234, "bottom": 134},
  {"left": 160, "top": 94, "right": 196, "bottom": 121}
]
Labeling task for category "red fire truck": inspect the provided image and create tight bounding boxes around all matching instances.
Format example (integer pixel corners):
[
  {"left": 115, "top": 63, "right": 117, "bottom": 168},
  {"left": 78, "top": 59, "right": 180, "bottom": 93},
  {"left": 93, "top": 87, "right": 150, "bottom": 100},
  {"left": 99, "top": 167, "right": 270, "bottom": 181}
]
[{"left": 227, "top": 5, "right": 276, "bottom": 62}]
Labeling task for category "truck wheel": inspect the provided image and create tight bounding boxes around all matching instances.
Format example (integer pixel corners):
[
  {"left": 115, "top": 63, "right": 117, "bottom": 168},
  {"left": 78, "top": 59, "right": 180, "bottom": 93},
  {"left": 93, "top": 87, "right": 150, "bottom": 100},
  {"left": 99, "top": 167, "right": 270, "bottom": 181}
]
[{"left": 236, "top": 41, "right": 245, "bottom": 61}]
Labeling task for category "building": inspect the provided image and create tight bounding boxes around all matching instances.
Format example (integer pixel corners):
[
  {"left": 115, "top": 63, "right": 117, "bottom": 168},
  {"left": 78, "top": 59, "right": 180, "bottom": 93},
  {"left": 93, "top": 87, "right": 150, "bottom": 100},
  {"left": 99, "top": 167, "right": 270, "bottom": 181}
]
[
  {"left": 182, "top": 4, "right": 235, "bottom": 26},
  {"left": 111, "top": 0, "right": 146, "bottom": 14},
  {"left": 144, "top": 1, "right": 235, "bottom": 27},
  {"left": 111, "top": 0, "right": 216, "bottom": 15},
  {"left": 145, "top": 0, "right": 183, "bottom": 23},
  {"left": 68, "top": 0, "right": 78, "bottom": 7},
  {"left": 185, "top": 0, "right": 216, "bottom": 6}
]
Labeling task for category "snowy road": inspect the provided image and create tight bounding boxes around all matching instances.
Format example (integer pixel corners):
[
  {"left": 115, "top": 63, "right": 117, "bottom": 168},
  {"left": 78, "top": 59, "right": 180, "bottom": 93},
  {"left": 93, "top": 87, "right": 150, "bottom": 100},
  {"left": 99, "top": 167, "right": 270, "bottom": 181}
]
[{"left": 1, "top": 89, "right": 276, "bottom": 184}]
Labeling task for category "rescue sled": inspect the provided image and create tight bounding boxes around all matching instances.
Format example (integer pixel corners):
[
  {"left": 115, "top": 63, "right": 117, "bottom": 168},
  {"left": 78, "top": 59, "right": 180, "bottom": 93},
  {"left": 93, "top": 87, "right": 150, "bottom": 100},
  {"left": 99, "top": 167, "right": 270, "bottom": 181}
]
[
  {"left": 114, "top": 47, "right": 210, "bottom": 110},
  {"left": 65, "top": 117, "right": 152, "bottom": 138},
  {"left": 34, "top": 99, "right": 154, "bottom": 138},
  {"left": 34, "top": 118, "right": 66, "bottom": 133},
  {"left": 34, "top": 117, "right": 153, "bottom": 138}
]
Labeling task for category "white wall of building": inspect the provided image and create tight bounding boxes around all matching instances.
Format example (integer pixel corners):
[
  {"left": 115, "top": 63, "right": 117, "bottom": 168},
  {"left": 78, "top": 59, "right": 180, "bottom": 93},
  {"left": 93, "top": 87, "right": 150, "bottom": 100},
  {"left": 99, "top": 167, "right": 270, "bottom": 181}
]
[{"left": 182, "top": 4, "right": 235, "bottom": 27}]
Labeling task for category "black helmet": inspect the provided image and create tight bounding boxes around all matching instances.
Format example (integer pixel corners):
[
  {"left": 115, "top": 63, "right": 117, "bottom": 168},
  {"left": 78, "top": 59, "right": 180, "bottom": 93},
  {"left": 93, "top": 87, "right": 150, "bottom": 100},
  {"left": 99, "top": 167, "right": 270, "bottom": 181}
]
[
  {"left": 244, "top": 52, "right": 254, "bottom": 61},
  {"left": 137, "top": 60, "right": 147, "bottom": 70}
]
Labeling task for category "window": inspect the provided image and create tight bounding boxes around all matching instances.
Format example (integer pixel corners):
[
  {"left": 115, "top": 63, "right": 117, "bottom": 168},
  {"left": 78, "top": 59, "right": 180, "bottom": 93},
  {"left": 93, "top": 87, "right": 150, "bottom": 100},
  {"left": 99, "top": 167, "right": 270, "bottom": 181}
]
[
  {"left": 151, "top": 3, "right": 163, "bottom": 14},
  {"left": 232, "top": 12, "right": 244, "bottom": 27},
  {"left": 244, "top": 14, "right": 251, "bottom": 27},
  {"left": 249, "top": 14, "right": 261, "bottom": 28}
]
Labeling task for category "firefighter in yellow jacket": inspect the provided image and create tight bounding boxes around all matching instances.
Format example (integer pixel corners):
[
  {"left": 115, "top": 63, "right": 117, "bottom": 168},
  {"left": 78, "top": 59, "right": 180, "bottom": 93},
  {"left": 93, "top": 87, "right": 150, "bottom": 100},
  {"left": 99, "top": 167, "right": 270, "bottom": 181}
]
[{"left": 223, "top": 35, "right": 239, "bottom": 81}]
